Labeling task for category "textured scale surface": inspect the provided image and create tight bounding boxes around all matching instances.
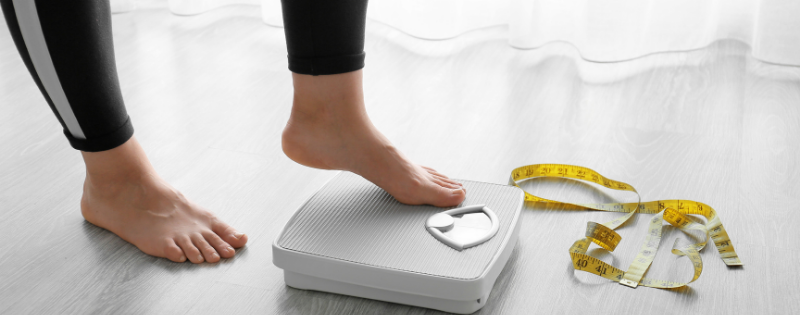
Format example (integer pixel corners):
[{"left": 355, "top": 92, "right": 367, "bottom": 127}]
[{"left": 277, "top": 172, "right": 523, "bottom": 280}]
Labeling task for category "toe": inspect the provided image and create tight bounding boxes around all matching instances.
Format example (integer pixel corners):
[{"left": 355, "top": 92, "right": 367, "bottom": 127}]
[
  {"left": 428, "top": 184, "right": 466, "bottom": 207},
  {"left": 444, "top": 178, "right": 462, "bottom": 186},
  {"left": 211, "top": 220, "right": 248, "bottom": 249},
  {"left": 421, "top": 166, "right": 439, "bottom": 173},
  {"left": 163, "top": 239, "right": 187, "bottom": 263},
  {"left": 432, "top": 177, "right": 460, "bottom": 189},
  {"left": 423, "top": 167, "right": 458, "bottom": 181},
  {"left": 423, "top": 166, "right": 446, "bottom": 178},
  {"left": 177, "top": 236, "right": 204, "bottom": 264},
  {"left": 202, "top": 231, "right": 236, "bottom": 259},
  {"left": 192, "top": 234, "right": 220, "bottom": 263},
  {"left": 432, "top": 175, "right": 462, "bottom": 187},
  {"left": 425, "top": 169, "right": 462, "bottom": 186}
]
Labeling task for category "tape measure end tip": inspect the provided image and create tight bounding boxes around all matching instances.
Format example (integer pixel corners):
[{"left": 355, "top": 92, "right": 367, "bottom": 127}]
[
  {"left": 723, "top": 257, "right": 743, "bottom": 266},
  {"left": 619, "top": 279, "right": 638, "bottom": 288}
]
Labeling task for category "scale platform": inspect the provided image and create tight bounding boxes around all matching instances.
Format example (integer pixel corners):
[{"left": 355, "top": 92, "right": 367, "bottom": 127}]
[{"left": 273, "top": 172, "right": 524, "bottom": 314}]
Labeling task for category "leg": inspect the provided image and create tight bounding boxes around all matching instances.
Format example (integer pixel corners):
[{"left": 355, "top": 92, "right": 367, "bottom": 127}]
[
  {"left": 0, "top": 0, "right": 246, "bottom": 263},
  {"left": 279, "top": 0, "right": 466, "bottom": 207}
]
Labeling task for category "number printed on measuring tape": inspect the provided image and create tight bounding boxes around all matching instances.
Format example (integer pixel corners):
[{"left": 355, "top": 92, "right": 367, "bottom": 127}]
[{"left": 509, "top": 163, "right": 742, "bottom": 289}]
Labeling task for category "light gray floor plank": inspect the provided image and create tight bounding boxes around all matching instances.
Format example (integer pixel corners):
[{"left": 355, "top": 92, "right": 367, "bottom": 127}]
[{"left": 1, "top": 1, "right": 799, "bottom": 314}]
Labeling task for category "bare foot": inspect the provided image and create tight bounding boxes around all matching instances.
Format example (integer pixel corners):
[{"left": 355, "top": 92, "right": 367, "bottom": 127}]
[
  {"left": 80, "top": 137, "right": 247, "bottom": 263},
  {"left": 281, "top": 70, "right": 466, "bottom": 207}
]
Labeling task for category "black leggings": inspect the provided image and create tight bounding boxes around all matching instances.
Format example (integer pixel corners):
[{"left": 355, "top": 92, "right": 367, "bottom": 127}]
[{"left": 0, "top": 0, "right": 368, "bottom": 152}]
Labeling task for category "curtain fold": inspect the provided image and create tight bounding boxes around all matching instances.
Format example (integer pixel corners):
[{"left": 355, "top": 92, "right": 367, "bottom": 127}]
[
  {"left": 506, "top": 0, "right": 800, "bottom": 66},
  {"left": 157, "top": 0, "right": 800, "bottom": 66}
]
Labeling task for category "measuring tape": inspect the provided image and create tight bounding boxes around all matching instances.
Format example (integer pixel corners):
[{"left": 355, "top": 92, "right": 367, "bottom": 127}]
[{"left": 509, "top": 163, "right": 742, "bottom": 289}]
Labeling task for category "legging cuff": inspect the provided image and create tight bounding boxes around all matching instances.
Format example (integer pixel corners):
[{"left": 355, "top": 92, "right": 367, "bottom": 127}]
[
  {"left": 288, "top": 52, "right": 365, "bottom": 76},
  {"left": 66, "top": 116, "right": 134, "bottom": 152}
]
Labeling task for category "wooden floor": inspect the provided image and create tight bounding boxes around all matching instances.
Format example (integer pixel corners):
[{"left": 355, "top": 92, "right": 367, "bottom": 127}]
[{"left": 2, "top": 2, "right": 799, "bottom": 314}]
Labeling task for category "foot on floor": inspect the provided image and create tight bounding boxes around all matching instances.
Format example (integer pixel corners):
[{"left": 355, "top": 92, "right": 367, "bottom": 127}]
[{"left": 80, "top": 137, "right": 247, "bottom": 263}]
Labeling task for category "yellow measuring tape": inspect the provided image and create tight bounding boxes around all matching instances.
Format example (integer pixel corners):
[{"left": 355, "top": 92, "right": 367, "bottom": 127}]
[{"left": 509, "top": 163, "right": 742, "bottom": 289}]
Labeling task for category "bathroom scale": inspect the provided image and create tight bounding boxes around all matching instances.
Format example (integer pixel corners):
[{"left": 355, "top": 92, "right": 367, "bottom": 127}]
[{"left": 273, "top": 171, "right": 524, "bottom": 314}]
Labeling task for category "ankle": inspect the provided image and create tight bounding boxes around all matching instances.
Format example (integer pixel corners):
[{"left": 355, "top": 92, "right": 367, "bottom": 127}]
[
  {"left": 81, "top": 137, "right": 157, "bottom": 186},
  {"left": 290, "top": 71, "right": 367, "bottom": 121}
]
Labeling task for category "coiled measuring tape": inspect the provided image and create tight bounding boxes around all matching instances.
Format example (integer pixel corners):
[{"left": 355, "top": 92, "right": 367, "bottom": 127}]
[{"left": 509, "top": 163, "right": 742, "bottom": 289}]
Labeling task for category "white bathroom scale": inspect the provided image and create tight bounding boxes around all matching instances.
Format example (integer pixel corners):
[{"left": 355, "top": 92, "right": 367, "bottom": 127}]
[{"left": 273, "top": 171, "right": 524, "bottom": 314}]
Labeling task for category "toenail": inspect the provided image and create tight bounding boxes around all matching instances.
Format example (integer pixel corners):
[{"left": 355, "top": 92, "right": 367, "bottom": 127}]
[
  {"left": 197, "top": 255, "right": 203, "bottom": 261},
  {"left": 233, "top": 231, "right": 245, "bottom": 239},
  {"left": 179, "top": 254, "right": 186, "bottom": 262},
  {"left": 227, "top": 246, "right": 234, "bottom": 252}
]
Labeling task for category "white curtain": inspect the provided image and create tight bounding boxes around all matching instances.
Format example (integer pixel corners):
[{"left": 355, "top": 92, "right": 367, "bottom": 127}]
[{"left": 124, "top": 0, "right": 800, "bottom": 66}]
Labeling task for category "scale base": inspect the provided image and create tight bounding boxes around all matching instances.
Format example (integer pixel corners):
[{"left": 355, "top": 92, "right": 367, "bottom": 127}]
[
  {"left": 285, "top": 271, "right": 489, "bottom": 314},
  {"left": 273, "top": 172, "right": 524, "bottom": 314}
]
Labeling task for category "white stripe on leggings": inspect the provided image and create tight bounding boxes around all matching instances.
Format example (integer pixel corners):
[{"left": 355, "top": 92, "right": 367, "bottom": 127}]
[{"left": 12, "top": 0, "right": 86, "bottom": 139}]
